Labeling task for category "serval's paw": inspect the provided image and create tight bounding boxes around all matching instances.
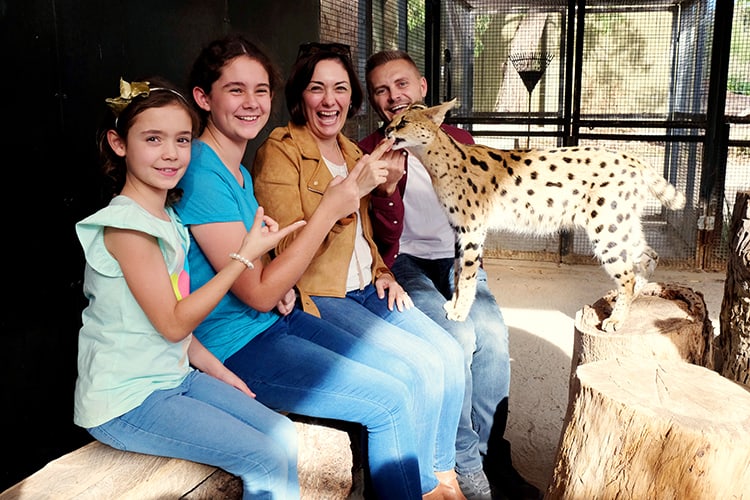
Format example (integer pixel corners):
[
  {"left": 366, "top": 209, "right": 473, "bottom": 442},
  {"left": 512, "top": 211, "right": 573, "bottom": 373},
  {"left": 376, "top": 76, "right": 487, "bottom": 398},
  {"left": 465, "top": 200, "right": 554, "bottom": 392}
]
[{"left": 443, "top": 298, "right": 470, "bottom": 322}]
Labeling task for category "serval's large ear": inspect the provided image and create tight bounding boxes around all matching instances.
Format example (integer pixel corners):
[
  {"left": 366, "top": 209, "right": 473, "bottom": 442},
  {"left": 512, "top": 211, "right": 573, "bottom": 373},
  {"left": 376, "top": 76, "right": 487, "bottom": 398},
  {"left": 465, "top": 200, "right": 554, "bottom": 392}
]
[{"left": 424, "top": 98, "right": 459, "bottom": 126}]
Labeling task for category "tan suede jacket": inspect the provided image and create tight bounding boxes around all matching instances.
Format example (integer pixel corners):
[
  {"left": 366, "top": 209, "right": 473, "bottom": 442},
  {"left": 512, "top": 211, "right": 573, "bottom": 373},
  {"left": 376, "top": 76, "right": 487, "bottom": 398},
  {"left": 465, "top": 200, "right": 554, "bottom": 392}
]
[{"left": 251, "top": 122, "right": 394, "bottom": 317}]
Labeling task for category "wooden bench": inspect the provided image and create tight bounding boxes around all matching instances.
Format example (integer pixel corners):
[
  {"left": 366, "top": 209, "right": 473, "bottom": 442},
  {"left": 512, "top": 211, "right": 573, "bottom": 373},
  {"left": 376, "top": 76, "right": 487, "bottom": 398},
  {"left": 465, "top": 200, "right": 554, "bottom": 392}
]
[{"left": 0, "top": 416, "right": 364, "bottom": 500}]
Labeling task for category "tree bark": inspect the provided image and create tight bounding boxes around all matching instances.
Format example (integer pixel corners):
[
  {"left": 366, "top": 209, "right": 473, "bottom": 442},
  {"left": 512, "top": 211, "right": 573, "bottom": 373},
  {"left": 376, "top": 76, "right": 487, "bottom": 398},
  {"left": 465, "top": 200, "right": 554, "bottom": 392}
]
[
  {"left": 716, "top": 190, "right": 750, "bottom": 388},
  {"left": 547, "top": 357, "right": 750, "bottom": 500}
]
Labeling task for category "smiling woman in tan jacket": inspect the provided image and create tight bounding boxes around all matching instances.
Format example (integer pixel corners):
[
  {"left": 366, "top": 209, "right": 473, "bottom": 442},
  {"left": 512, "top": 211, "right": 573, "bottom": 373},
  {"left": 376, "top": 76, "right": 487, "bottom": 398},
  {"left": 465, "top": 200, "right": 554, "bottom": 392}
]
[
  {"left": 252, "top": 41, "right": 466, "bottom": 500},
  {"left": 253, "top": 119, "right": 393, "bottom": 315}
]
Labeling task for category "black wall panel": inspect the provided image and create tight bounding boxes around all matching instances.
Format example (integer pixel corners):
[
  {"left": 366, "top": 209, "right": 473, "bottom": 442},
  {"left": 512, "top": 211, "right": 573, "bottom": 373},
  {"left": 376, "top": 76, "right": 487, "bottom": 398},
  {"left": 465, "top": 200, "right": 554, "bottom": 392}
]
[{"left": 0, "top": 0, "right": 318, "bottom": 490}]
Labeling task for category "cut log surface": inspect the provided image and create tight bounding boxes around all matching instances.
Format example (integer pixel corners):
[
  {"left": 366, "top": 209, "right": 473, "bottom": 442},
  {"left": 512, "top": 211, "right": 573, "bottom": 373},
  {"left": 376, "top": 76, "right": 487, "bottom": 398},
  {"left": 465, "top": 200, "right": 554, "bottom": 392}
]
[
  {"left": 0, "top": 418, "right": 358, "bottom": 500},
  {"left": 717, "top": 190, "right": 750, "bottom": 387},
  {"left": 548, "top": 357, "right": 750, "bottom": 500},
  {"left": 0, "top": 441, "right": 223, "bottom": 500},
  {"left": 573, "top": 282, "right": 713, "bottom": 371}
]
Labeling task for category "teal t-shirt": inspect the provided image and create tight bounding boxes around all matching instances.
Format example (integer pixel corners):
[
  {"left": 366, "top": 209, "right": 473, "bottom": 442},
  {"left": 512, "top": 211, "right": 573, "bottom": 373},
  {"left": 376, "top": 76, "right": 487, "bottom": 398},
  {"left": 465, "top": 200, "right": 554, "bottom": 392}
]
[
  {"left": 173, "top": 140, "right": 280, "bottom": 362},
  {"left": 74, "top": 196, "right": 193, "bottom": 428}
]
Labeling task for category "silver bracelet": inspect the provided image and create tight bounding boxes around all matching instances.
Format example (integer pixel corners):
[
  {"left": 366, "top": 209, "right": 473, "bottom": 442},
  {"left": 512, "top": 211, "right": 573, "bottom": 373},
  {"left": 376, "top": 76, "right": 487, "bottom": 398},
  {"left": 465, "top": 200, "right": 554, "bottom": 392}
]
[{"left": 229, "top": 252, "right": 255, "bottom": 269}]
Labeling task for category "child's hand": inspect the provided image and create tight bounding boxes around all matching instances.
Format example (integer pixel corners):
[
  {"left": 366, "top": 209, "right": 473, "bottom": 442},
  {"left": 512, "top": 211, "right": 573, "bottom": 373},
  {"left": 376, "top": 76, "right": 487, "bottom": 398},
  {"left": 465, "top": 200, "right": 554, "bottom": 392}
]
[{"left": 235, "top": 207, "right": 306, "bottom": 264}]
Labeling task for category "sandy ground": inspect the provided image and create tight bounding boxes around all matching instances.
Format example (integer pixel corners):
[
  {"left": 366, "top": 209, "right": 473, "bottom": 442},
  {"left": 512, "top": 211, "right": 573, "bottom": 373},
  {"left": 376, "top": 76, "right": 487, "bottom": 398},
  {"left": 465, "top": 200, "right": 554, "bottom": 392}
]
[{"left": 482, "top": 257, "right": 727, "bottom": 492}]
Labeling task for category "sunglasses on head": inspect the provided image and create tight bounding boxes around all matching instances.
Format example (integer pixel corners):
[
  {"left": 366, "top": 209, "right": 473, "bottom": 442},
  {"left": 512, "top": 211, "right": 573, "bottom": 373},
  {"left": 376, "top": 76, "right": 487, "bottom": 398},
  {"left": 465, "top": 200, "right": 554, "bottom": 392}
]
[{"left": 297, "top": 42, "right": 352, "bottom": 60}]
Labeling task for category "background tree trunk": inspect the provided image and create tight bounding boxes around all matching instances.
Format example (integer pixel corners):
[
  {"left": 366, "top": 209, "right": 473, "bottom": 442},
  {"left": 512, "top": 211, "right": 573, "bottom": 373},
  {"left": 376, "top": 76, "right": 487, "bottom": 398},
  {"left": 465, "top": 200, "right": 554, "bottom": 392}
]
[{"left": 715, "top": 190, "right": 750, "bottom": 388}]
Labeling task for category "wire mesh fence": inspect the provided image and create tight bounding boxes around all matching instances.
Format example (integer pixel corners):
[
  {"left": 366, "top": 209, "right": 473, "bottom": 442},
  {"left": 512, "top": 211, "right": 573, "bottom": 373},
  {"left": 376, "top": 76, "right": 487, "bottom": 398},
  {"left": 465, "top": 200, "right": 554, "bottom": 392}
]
[{"left": 320, "top": 0, "right": 750, "bottom": 272}]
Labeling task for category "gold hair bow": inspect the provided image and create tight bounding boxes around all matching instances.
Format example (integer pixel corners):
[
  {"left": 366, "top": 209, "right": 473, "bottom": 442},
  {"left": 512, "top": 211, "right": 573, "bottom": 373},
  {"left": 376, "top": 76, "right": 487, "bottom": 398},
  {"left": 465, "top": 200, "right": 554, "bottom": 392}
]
[{"left": 105, "top": 78, "right": 152, "bottom": 116}]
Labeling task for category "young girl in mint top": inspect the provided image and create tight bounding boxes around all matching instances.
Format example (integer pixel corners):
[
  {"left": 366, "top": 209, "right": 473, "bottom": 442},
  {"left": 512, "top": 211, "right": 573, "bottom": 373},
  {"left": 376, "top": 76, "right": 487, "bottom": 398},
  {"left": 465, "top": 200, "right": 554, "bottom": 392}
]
[{"left": 74, "top": 76, "right": 304, "bottom": 499}]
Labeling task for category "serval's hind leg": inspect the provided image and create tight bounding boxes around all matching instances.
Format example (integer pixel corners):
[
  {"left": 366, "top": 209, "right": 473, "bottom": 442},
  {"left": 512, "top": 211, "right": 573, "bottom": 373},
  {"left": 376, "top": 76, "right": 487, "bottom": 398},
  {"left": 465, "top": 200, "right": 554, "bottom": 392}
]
[
  {"left": 634, "top": 244, "right": 659, "bottom": 296},
  {"left": 602, "top": 271, "right": 636, "bottom": 333},
  {"left": 591, "top": 234, "right": 641, "bottom": 333}
]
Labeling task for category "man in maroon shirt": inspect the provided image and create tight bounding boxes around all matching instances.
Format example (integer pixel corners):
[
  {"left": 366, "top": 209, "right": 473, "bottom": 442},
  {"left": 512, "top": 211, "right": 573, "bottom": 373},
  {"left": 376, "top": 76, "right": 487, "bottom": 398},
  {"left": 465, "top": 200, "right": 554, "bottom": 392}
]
[{"left": 360, "top": 50, "right": 540, "bottom": 500}]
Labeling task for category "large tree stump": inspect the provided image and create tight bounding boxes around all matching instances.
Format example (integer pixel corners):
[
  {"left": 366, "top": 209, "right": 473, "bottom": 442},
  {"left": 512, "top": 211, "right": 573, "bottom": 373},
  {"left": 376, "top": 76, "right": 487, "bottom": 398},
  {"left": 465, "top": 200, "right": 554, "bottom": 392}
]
[
  {"left": 569, "top": 282, "right": 714, "bottom": 401},
  {"left": 716, "top": 190, "right": 750, "bottom": 388},
  {"left": 547, "top": 357, "right": 750, "bottom": 500}
]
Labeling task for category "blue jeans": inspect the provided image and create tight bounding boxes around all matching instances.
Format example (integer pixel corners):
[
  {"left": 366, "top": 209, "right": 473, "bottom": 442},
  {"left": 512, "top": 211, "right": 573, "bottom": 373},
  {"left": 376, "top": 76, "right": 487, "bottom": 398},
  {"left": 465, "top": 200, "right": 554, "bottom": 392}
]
[
  {"left": 87, "top": 371, "right": 299, "bottom": 500},
  {"left": 391, "top": 255, "right": 511, "bottom": 479},
  {"left": 311, "top": 283, "right": 465, "bottom": 491},
  {"left": 224, "top": 308, "right": 423, "bottom": 499}
]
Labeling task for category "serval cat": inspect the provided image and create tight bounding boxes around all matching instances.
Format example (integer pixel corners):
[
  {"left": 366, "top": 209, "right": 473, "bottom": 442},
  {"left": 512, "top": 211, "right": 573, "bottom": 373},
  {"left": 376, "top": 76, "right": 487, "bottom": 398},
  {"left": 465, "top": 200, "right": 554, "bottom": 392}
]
[{"left": 384, "top": 99, "right": 686, "bottom": 331}]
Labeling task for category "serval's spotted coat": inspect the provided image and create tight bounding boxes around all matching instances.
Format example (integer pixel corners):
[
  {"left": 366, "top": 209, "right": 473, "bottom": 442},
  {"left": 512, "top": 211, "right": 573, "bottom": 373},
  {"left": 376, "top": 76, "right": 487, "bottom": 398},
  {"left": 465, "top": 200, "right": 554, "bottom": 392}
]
[{"left": 384, "top": 99, "right": 686, "bottom": 331}]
